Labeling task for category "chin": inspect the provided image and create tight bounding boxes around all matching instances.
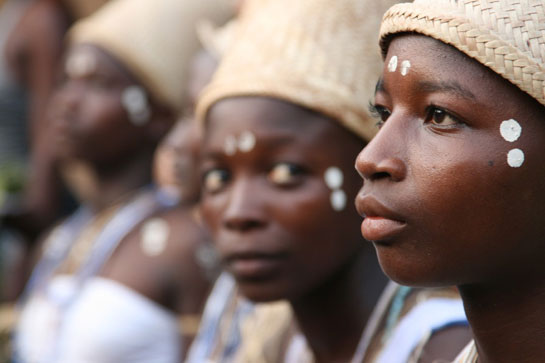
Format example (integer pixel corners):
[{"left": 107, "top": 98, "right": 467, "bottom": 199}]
[
  {"left": 236, "top": 280, "right": 293, "bottom": 303},
  {"left": 376, "top": 247, "right": 459, "bottom": 288}
]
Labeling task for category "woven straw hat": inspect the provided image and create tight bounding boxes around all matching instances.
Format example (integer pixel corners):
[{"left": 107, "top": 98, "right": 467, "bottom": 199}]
[
  {"left": 68, "top": 0, "right": 235, "bottom": 113},
  {"left": 379, "top": 0, "right": 545, "bottom": 107},
  {"left": 197, "top": 0, "right": 403, "bottom": 141}
]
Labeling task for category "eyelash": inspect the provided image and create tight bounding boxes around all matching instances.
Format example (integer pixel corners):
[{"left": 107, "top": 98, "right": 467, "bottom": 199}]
[
  {"left": 424, "top": 105, "right": 465, "bottom": 128},
  {"left": 368, "top": 101, "right": 390, "bottom": 128},
  {"left": 368, "top": 101, "right": 464, "bottom": 129}
]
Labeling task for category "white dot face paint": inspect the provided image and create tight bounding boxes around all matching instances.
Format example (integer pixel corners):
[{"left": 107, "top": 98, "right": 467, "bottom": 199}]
[
  {"left": 400, "top": 60, "right": 411, "bottom": 76},
  {"left": 507, "top": 148, "right": 524, "bottom": 168},
  {"left": 238, "top": 131, "right": 256, "bottom": 152},
  {"left": 500, "top": 119, "right": 522, "bottom": 142},
  {"left": 141, "top": 218, "right": 170, "bottom": 257},
  {"left": 224, "top": 135, "right": 237, "bottom": 156},
  {"left": 330, "top": 190, "right": 347, "bottom": 212},
  {"left": 65, "top": 49, "right": 97, "bottom": 78},
  {"left": 387, "top": 55, "right": 398, "bottom": 73},
  {"left": 121, "top": 86, "right": 151, "bottom": 126},
  {"left": 324, "top": 167, "right": 343, "bottom": 190}
]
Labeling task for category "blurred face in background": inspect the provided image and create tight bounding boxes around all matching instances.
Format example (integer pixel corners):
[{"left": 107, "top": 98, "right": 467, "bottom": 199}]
[{"left": 49, "top": 44, "right": 156, "bottom": 166}]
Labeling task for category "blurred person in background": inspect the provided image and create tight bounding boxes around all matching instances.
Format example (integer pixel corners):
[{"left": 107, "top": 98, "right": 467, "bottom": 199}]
[
  {"left": 0, "top": 0, "right": 111, "bottom": 305},
  {"left": 1, "top": 0, "right": 110, "bottom": 251},
  {"left": 11, "top": 0, "right": 233, "bottom": 362}
]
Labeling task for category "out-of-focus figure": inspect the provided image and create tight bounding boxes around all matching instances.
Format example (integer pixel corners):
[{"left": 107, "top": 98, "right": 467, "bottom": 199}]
[{"left": 11, "top": 0, "right": 232, "bottom": 362}]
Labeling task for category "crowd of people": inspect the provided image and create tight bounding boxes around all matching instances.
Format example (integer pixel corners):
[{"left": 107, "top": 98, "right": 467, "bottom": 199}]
[{"left": 0, "top": 0, "right": 544, "bottom": 362}]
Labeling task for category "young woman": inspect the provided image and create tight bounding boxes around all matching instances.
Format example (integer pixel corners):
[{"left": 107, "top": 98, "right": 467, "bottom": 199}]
[
  {"left": 12, "top": 0, "right": 231, "bottom": 361},
  {"left": 356, "top": 0, "right": 545, "bottom": 362},
  {"left": 196, "top": 0, "right": 470, "bottom": 362}
]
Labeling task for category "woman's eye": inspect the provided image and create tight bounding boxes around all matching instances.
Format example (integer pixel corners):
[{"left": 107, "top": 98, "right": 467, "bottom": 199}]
[
  {"left": 203, "top": 169, "right": 229, "bottom": 193},
  {"left": 268, "top": 163, "right": 305, "bottom": 186},
  {"left": 426, "top": 107, "right": 460, "bottom": 126},
  {"left": 368, "top": 102, "right": 391, "bottom": 128}
]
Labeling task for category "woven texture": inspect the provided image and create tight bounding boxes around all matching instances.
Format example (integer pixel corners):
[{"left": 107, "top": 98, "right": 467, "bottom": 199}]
[
  {"left": 69, "top": 0, "right": 234, "bottom": 113},
  {"left": 380, "top": 0, "right": 545, "bottom": 107},
  {"left": 197, "top": 0, "right": 403, "bottom": 141}
]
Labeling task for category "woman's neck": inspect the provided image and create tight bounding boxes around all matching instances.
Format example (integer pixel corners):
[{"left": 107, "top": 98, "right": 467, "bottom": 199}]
[
  {"left": 79, "top": 152, "right": 154, "bottom": 212},
  {"left": 459, "top": 276, "right": 545, "bottom": 363},
  {"left": 290, "top": 247, "right": 387, "bottom": 363}
]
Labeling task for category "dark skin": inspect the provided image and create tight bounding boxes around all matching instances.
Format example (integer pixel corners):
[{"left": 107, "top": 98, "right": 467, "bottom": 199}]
[
  {"left": 201, "top": 96, "right": 387, "bottom": 363},
  {"left": 355, "top": 34, "right": 545, "bottom": 362},
  {"left": 45, "top": 43, "right": 211, "bottom": 356},
  {"left": 49, "top": 44, "right": 172, "bottom": 210}
]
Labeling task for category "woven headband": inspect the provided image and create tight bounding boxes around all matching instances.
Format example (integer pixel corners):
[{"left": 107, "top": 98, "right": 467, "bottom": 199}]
[{"left": 379, "top": 0, "right": 545, "bottom": 107}]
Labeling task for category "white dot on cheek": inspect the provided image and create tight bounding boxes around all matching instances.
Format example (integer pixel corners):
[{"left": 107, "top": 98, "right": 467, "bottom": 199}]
[
  {"left": 500, "top": 119, "right": 522, "bottom": 142},
  {"left": 507, "top": 148, "right": 524, "bottom": 168},
  {"left": 330, "top": 190, "right": 346, "bottom": 211},
  {"left": 387, "top": 55, "right": 398, "bottom": 72},
  {"left": 324, "top": 167, "right": 344, "bottom": 189}
]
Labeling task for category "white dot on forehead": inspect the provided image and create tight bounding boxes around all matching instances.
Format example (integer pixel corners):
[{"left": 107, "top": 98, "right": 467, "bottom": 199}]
[
  {"left": 507, "top": 148, "right": 524, "bottom": 168},
  {"left": 500, "top": 119, "right": 522, "bottom": 142},
  {"left": 330, "top": 190, "right": 347, "bottom": 212},
  {"left": 141, "top": 218, "right": 170, "bottom": 257},
  {"left": 324, "top": 167, "right": 343, "bottom": 189},
  {"left": 65, "top": 49, "right": 96, "bottom": 77},
  {"left": 224, "top": 135, "right": 237, "bottom": 156},
  {"left": 238, "top": 131, "right": 256, "bottom": 152},
  {"left": 388, "top": 55, "right": 398, "bottom": 72},
  {"left": 400, "top": 60, "right": 411, "bottom": 76}
]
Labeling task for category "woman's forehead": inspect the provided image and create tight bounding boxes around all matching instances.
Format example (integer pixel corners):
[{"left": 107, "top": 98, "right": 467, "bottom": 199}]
[
  {"left": 382, "top": 34, "right": 528, "bottom": 107},
  {"left": 66, "top": 43, "right": 136, "bottom": 83},
  {"left": 205, "top": 96, "right": 337, "bottom": 140}
]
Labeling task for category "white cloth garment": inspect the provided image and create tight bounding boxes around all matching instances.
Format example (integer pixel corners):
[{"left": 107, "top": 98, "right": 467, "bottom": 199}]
[{"left": 16, "top": 276, "right": 181, "bottom": 363}]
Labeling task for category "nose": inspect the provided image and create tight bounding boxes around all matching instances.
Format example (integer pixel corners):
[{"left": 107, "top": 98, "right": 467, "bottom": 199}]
[
  {"left": 355, "top": 117, "right": 407, "bottom": 182},
  {"left": 223, "top": 177, "right": 267, "bottom": 232}
]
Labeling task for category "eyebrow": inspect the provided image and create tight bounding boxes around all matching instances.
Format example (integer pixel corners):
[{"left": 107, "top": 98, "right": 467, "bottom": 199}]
[
  {"left": 417, "top": 80, "right": 476, "bottom": 101},
  {"left": 374, "top": 78, "right": 476, "bottom": 102}
]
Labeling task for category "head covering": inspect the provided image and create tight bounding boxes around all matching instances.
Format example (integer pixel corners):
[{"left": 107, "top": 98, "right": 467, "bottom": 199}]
[
  {"left": 379, "top": 0, "right": 545, "bottom": 107},
  {"left": 197, "top": 0, "right": 403, "bottom": 141},
  {"left": 197, "top": 19, "right": 239, "bottom": 60},
  {"left": 68, "top": 0, "right": 235, "bottom": 113},
  {"left": 60, "top": 0, "right": 110, "bottom": 20}
]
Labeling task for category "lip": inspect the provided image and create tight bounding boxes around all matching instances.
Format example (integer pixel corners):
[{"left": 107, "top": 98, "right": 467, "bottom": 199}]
[
  {"left": 225, "top": 251, "right": 288, "bottom": 280},
  {"left": 356, "top": 195, "right": 407, "bottom": 242}
]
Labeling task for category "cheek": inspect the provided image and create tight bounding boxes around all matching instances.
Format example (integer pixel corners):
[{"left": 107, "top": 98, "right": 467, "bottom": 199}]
[
  {"left": 200, "top": 192, "right": 232, "bottom": 240},
  {"left": 81, "top": 95, "right": 126, "bottom": 132}
]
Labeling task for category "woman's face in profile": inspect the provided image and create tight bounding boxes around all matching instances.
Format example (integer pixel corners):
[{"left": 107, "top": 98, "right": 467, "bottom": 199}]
[
  {"left": 200, "top": 96, "right": 365, "bottom": 302},
  {"left": 49, "top": 44, "right": 150, "bottom": 164},
  {"left": 356, "top": 34, "right": 545, "bottom": 287}
]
